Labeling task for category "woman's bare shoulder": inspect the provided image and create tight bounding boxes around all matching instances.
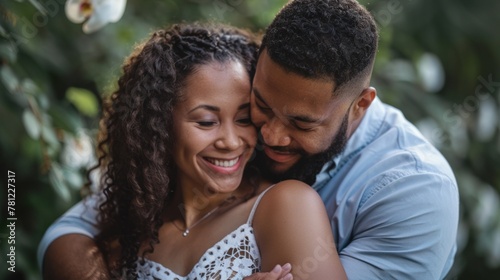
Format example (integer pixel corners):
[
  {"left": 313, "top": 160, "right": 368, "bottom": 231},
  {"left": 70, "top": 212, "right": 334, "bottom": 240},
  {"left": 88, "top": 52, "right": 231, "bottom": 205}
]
[
  {"left": 252, "top": 180, "right": 345, "bottom": 279},
  {"left": 261, "top": 179, "right": 322, "bottom": 206},
  {"left": 252, "top": 179, "right": 326, "bottom": 231}
]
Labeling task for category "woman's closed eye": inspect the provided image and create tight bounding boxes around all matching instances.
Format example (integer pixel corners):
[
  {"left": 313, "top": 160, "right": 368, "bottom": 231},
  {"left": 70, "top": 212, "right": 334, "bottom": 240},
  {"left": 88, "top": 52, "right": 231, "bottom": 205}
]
[{"left": 196, "top": 121, "right": 218, "bottom": 127}]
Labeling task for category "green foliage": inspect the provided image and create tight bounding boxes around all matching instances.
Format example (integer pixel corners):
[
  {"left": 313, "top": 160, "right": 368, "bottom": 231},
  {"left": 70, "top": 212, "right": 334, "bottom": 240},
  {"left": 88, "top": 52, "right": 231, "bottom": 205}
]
[
  {"left": 65, "top": 87, "right": 99, "bottom": 117},
  {"left": 0, "top": 0, "right": 498, "bottom": 279}
]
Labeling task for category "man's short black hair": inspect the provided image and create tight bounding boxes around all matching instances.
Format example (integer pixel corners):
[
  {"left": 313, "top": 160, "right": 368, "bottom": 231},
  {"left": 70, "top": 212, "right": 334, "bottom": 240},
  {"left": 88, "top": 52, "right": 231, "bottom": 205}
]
[{"left": 261, "top": 0, "right": 378, "bottom": 93}]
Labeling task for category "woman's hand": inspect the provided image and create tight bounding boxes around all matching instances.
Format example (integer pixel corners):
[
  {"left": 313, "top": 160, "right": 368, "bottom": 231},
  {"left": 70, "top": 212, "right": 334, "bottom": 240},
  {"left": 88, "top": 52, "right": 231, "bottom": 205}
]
[{"left": 243, "top": 263, "right": 293, "bottom": 280}]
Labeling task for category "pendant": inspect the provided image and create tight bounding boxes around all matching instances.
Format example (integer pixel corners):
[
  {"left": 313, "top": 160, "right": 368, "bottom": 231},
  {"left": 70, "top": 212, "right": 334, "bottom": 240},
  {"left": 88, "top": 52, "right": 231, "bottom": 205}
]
[{"left": 183, "top": 229, "right": 189, "bottom": 237}]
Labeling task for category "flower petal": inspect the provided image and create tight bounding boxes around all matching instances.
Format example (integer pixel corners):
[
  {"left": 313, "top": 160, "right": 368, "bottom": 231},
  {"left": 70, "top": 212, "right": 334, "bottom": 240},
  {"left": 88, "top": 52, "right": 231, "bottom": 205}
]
[
  {"left": 82, "top": 11, "right": 109, "bottom": 33},
  {"left": 94, "top": 0, "right": 127, "bottom": 23},
  {"left": 65, "top": 0, "right": 88, "bottom": 23}
]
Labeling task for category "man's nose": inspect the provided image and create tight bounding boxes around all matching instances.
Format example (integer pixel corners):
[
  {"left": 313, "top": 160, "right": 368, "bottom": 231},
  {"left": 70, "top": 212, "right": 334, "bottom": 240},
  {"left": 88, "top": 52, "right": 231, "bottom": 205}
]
[{"left": 260, "top": 118, "right": 292, "bottom": 147}]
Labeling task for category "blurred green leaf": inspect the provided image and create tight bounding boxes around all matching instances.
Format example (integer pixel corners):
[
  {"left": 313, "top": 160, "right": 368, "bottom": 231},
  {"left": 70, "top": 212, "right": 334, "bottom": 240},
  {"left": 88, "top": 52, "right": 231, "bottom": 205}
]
[
  {"left": 41, "top": 123, "right": 60, "bottom": 153},
  {"left": 22, "top": 109, "right": 41, "bottom": 139},
  {"left": 0, "top": 24, "right": 9, "bottom": 38},
  {"left": 0, "top": 42, "right": 17, "bottom": 62},
  {"left": 0, "top": 64, "right": 19, "bottom": 92},
  {"left": 49, "top": 105, "right": 84, "bottom": 134},
  {"left": 62, "top": 166, "right": 85, "bottom": 190},
  {"left": 49, "top": 163, "right": 71, "bottom": 202},
  {"left": 21, "top": 79, "right": 39, "bottom": 95},
  {"left": 37, "top": 93, "right": 50, "bottom": 110},
  {"left": 28, "top": 0, "right": 48, "bottom": 16},
  {"left": 65, "top": 87, "right": 99, "bottom": 117}
]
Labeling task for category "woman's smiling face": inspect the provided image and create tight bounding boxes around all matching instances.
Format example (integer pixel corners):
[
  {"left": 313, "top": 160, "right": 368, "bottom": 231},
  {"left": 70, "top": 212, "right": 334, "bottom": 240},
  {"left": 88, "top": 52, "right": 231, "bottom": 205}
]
[{"left": 172, "top": 60, "right": 257, "bottom": 195}]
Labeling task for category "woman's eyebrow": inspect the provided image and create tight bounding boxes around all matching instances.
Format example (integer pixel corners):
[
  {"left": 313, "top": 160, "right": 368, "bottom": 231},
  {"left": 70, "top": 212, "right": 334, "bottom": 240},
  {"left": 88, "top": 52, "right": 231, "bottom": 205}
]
[{"left": 188, "top": 104, "right": 220, "bottom": 113}]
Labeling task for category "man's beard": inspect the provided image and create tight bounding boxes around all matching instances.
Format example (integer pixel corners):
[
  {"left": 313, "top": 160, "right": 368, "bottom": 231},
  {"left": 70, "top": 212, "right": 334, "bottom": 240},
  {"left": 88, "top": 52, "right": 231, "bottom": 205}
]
[{"left": 249, "top": 113, "right": 349, "bottom": 186}]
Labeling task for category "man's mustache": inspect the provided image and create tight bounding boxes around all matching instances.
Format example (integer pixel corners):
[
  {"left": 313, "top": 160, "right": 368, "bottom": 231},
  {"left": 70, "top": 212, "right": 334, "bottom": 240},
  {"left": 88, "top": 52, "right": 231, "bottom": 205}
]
[{"left": 256, "top": 138, "right": 305, "bottom": 155}]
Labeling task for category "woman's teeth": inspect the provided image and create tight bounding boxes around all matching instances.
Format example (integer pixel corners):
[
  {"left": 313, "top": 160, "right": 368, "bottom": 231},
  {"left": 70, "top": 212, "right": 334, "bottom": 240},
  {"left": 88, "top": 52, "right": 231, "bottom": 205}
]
[{"left": 206, "top": 157, "right": 239, "bottom": 167}]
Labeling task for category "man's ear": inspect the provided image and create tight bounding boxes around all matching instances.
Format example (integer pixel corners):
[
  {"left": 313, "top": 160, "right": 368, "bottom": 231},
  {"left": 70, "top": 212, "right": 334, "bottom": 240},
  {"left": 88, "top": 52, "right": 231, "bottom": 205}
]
[{"left": 352, "top": 87, "right": 376, "bottom": 119}]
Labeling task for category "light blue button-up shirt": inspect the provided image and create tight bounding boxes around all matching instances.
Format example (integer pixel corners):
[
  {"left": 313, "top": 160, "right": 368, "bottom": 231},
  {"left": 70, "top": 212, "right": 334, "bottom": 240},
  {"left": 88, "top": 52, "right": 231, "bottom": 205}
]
[
  {"left": 38, "top": 97, "right": 459, "bottom": 279},
  {"left": 313, "top": 97, "right": 459, "bottom": 279}
]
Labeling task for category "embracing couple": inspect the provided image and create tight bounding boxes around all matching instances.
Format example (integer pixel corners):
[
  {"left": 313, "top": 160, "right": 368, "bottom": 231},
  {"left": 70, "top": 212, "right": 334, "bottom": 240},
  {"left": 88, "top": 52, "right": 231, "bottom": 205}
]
[{"left": 38, "top": 0, "right": 459, "bottom": 279}]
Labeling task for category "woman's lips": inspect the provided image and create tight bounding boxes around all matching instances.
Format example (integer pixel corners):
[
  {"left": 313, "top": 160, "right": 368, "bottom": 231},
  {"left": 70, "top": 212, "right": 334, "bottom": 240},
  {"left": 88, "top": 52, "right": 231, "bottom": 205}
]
[{"left": 203, "top": 156, "right": 242, "bottom": 174}]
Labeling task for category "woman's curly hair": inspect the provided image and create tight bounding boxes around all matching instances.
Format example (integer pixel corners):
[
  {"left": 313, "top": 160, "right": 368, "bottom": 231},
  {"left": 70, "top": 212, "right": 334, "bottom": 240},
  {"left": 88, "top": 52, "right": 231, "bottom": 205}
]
[{"left": 89, "top": 22, "right": 259, "bottom": 277}]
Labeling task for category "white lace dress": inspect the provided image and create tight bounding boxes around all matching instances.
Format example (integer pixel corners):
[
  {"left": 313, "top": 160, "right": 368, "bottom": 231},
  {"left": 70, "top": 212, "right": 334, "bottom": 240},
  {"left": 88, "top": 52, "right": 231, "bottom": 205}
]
[{"left": 132, "top": 186, "right": 274, "bottom": 279}]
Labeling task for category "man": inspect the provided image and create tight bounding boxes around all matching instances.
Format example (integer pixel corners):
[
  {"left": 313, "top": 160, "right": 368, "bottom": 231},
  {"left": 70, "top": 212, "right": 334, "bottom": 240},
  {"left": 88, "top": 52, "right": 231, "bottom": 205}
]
[{"left": 39, "top": 0, "right": 459, "bottom": 279}]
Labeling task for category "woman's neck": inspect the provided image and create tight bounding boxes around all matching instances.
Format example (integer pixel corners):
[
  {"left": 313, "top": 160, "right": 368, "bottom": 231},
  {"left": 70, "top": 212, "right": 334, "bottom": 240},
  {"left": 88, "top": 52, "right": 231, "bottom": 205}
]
[
  {"left": 170, "top": 174, "right": 268, "bottom": 227},
  {"left": 179, "top": 190, "right": 232, "bottom": 225}
]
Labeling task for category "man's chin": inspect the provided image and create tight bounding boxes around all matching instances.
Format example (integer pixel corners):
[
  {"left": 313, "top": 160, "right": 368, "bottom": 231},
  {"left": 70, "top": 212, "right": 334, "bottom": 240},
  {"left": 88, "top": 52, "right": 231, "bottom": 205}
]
[
  {"left": 249, "top": 152, "right": 290, "bottom": 183},
  {"left": 267, "top": 159, "right": 299, "bottom": 175},
  {"left": 252, "top": 151, "right": 319, "bottom": 185}
]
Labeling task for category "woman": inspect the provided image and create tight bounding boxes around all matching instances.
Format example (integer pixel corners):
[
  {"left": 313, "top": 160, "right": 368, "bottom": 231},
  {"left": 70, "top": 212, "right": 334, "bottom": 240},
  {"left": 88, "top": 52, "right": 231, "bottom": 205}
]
[{"left": 93, "top": 23, "right": 346, "bottom": 279}]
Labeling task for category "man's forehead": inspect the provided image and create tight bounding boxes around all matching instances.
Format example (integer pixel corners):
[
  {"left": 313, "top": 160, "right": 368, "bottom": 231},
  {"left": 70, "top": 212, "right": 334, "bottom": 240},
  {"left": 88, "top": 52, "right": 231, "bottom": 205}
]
[
  {"left": 254, "top": 52, "right": 336, "bottom": 97},
  {"left": 252, "top": 86, "right": 342, "bottom": 123},
  {"left": 252, "top": 50, "right": 348, "bottom": 119}
]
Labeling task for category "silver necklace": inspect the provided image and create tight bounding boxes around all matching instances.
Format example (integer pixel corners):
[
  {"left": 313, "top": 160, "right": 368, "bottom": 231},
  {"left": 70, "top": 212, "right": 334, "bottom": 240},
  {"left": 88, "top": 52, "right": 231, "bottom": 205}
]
[{"left": 176, "top": 205, "right": 222, "bottom": 237}]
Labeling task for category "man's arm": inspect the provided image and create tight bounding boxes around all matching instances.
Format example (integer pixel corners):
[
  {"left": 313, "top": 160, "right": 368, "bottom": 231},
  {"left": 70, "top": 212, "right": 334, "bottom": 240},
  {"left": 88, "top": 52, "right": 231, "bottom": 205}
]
[
  {"left": 338, "top": 173, "right": 459, "bottom": 279},
  {"left": 43, "top": 234, "right": 109, "bottom": 280},
  {"left": 38, "top": 196, "right": 109, "bottom": 279}
]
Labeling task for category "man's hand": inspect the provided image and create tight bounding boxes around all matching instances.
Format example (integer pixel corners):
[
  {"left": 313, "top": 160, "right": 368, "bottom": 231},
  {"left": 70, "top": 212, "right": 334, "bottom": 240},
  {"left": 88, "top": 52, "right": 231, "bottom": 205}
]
[
  {"left": 243, "top": 263, "right": 293, "bottom": 280},
  {"left": 42, "top": 234, "right": 110, "bottom": 280}
]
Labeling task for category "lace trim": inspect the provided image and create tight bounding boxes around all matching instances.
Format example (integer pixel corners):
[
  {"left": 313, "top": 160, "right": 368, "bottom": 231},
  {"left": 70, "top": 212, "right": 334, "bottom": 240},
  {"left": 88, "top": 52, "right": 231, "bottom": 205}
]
[
  {"left": 130, "top": 185, "right": 277, "bottom": 279},
  {"left": 133, "top": 224, "right": 260, "bottom": 279}
]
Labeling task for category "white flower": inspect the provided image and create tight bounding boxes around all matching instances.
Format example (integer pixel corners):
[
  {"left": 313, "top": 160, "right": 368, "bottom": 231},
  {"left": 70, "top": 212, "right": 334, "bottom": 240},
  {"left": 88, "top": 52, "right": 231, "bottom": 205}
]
[
  {"left": 65, "top": 0, "right": 127, "bottom": 34},
  {"left": 417, "top": 53, "right": 445, "bottom": 93},
  {"left": 61, "top": 131, "right": 95, "bottom": 169}
]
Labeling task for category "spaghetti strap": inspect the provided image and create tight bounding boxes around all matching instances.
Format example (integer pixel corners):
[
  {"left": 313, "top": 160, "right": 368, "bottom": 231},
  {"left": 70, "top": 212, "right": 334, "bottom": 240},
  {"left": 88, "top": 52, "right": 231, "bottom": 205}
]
[{"left": 246, "top": 184, "right": 276, "bottom": 225}]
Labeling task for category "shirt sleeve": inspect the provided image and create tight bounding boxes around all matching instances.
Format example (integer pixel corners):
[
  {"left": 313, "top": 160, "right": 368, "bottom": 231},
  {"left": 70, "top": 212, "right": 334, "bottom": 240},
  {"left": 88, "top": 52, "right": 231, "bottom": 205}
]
[
  {"left": 339, "top": 172, "right": 459, "bottom": 280},
  {"left": 37, "top": 195, "right": 101, "bottom": 271}
]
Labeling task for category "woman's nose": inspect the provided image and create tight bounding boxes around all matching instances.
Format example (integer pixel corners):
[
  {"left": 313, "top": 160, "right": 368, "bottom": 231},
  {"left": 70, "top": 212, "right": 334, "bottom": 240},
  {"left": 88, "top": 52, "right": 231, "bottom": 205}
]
[{"left": 214, "top": 123, "right": 241, "bottom": 150}]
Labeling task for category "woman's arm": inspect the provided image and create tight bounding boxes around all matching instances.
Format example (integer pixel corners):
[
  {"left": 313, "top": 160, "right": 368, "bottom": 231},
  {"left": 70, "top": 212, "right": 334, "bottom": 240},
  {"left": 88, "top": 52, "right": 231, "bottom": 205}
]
[{"left": 253, "top": 180, "right": 347, "bottom": 280}]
